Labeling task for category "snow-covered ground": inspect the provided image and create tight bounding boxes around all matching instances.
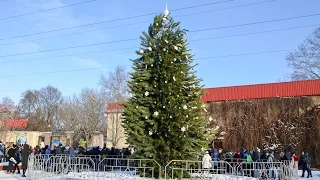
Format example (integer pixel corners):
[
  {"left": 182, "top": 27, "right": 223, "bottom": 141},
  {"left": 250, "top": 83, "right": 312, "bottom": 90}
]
[{"left": 1, "top": 170, "right": 320, "bottom": 179}]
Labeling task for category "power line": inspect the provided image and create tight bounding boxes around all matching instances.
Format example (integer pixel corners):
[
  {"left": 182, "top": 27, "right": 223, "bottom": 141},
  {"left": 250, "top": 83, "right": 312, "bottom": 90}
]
[
  {"left": 0, "top": 38, "right": 139, "bottom": 58},
  {"left": 0, "top": 0, "right": 234, "bottom": 41},
  {"left": 0, "top": 47, "right": 138, "bottom": 64},
  {"left": 0, "top": 12, "right": 319, "bottom": 58},
  {"left": 0, "top": 23, "right": 317, "bottom": 64},
  {"left": 175, "top": 0, "right": 276, "bottom": 18},
  {"left": 196, "top": 49, "right": 294, "bottom": 60},
  {"left": 191, "top": 24, "right": 319, "bottom": 42},
  {"left": 0, "top": 0, "right": 97, "bottom": 21},
  {"left": 0, "top": 65, "right": 131, "bottom": 78},
  {"left": 189, "top": 13, "right": 320, "bottom": 32},
  {"left": 0, "top": 0, "right": 274, "bottom": 47},
  {"left": 0, "top": 48, "right": 294, "bottom": 78},
  {"left": 0, "top": 21, "right": 149, "bottom": 46}
]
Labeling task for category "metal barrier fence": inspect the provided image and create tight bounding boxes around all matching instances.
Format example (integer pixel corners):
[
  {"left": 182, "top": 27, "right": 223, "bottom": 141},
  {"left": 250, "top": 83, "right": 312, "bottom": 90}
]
[
  {"left": 27, "top": 154, "right": 298, "bottom": 180},
  {"left": 97, "top": 158, "right": 161, "bottom": 179},
  {"left": 164, "top": 160, "right": 298, "bottom": 180},
  {"left": 164, "top": 160, "right": 234, "bottom": 179},
  {"left": 27, "top": 154, "right": 95, "bottom": 179},
  {"left": 27, "top": 154, "right": 160, "bottom": 180}
]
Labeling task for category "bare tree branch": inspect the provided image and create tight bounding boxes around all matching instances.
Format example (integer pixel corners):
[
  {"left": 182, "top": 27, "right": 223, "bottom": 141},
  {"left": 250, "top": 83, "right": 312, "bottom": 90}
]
[
  {"left": 100, "top": 66, "right": 129, "bottom": 102},
  {"left": 286, "top": 27, "right": 320, "bottom": 80},
  {"left": 100, "top": 66, "right": 129, "bottom": 147},
  {"left": 18, "top": 85, "right": 62, "bottom": 131}
]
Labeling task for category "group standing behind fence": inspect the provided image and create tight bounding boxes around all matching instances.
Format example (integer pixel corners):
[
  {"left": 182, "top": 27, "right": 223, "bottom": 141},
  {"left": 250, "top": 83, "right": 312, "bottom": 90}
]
[
  {"left": 1, "top": 142, "right": 132, "bottom": 178},
  {"left": 1, "top": 142, "right": 31, "bottom": 177},
  {"left": 202, "top": 146, "right": 312, "bottom": 178},
  {"left": 1, "top": 141, "right": 313, "bottom": 179}
]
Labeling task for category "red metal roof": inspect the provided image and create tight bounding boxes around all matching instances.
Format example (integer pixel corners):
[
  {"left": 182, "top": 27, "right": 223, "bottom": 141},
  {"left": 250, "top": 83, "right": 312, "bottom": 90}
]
[
  {"left": 106, "top": 102, "right": 123, "bottom": 112},
  {"left": 201, "top": 79, "right": 320, "bottom": 102},
  {"left": 3, "top": 119, "right": 28, "bottom": 128}
]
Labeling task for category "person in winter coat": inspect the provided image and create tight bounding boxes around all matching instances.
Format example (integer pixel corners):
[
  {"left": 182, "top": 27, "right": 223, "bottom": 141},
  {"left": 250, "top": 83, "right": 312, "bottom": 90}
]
[
  {"left": 34, "top": 145, "right": 41, "bottom": 155},
  {"left": 280, "top": 151, "right": 286, "bottom": 161},
  {"left": 244, "top": 151, "right": 253, "bottom": 162},
  {"left": 284, "top": 148, "right": 292, "bottom": 161},
  {"left": 14, "top": 146, "right": 21, "bottom": 174},
  {"left": 44, "top": 145, "right": 51, "bottom": 172},
  {"left": 298, "top": 151, "right": 305, "bottom": 167},
  {"left": 304, "top": 153, "right": 312, "bottom": 178},
  {"left": 273, "top": 151, "right": 281, "bottom": 161},
  {"left": 240, "top": 147, "right": 246, "bottom": 159},
  {"left": 291, "top": 152, "right": 298, "bottom": 168},
  {"left": 252, "top": 147, "right": 261, "bottom": 162},
  {"left": 21, "top": 144, "right": 31, "bottom": 177},
  {"left": 267, "top": 152, "right": 275, "bottom": 162},
  {"left": 211, "top": 148, "right": 219, "bottom": 168},
  {"left": 6, "top": 145, "right": 17, "bottom": 174},
  {"left": 51, "top": 145, "right": 56, "bottom": 155},
  {"left": 69, "top": 145, "right": 75, "bottom": 157},
  {"left": 123, "top": 148, "right": 131, "bottom": 157},
  {"left": 299, "top": 152, "right": 312, "bottom": 178},
  {"left": 55, "top": 143, "right": 63, "bottom": 155},
  {"left": 202, "top": 151, "right": 212, "bottom": 169}
]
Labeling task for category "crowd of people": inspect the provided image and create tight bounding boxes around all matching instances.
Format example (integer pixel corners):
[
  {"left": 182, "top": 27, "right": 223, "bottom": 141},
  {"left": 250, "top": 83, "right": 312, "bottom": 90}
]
[
  {"left": 0, "top": 140, "right": 315, "bottom": 178},
  {"left": 0, "top": 141, "right": 31, "bottom": 177},
  {"left": 31, "top": 143, "right": 132, "bottom": 158},
  {"left": 0, "top": 141, "right": 133, "bottom": 177},
  {"left": 202, "top": 146, "right": 313, "bottom": 178}
]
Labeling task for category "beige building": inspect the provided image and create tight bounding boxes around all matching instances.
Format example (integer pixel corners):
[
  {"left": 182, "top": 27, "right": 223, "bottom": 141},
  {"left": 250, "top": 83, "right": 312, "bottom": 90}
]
[
  {"left": 105, "top": 102, "right": 127, "bottom": 148},
  {"left": 4, "top": 131, "right": 42, "bottom": 148},
  {"left": 2, "top": 131, "right": 74, "bottom": 148}
]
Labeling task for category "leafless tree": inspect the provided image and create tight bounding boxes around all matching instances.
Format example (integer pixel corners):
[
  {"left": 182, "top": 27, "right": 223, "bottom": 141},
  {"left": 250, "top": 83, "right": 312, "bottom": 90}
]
[
  {"left": 18, "top": 85, "right": 62, "bottom": 131},
  {"left": 100, "top": 66, "right": 129, "bottom": 147},
  {"left": 100, "top": 66, "right": 129, "bottom": 102},
  {"left": 286, "top": 27, "right": 320, "bottom": 80},
  {"left": 0, "top": 97, "right": 15, "bottom": 142},
  {"left": 76, "top": 88, "right": 106, "bottom": 147},
  {"left": 58, "top": 96, "right": 83, "bottom": 144}
]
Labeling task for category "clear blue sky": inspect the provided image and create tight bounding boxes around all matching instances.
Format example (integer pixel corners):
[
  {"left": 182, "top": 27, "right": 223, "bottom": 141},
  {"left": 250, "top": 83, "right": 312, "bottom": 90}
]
[{"left": 0, "top": 0, "right": 319, "bottom": 103}]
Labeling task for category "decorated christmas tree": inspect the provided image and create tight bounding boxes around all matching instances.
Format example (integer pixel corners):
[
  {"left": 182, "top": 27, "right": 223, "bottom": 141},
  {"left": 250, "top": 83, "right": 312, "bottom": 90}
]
[{"left": 123, "top": 7, "right": 210, "bottom": 170}]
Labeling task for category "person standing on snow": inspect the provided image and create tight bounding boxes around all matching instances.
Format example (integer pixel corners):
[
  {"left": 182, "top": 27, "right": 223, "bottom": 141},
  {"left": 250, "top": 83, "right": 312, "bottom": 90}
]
[
  {"left": 291, "top": 152, "right": 298, "bottom": 168},
  {"left": 304, "top": 153, "right": 312, "bottom": 178},
  {"left": 13, "top": 146, "right": 21, "bottom": 174},
  {"left": 6, "top": 144, "right": 17, "bottom": 174},
  {"left": 202, "top": 151, "right": 212, "bottom": 170},
  {"left": 211, "top": 148, "right": 219, "bottom": 168},
  {"left": 21, "top": 144, "right": 31, "bottom": 177},
  {"left": 299, "top": 151, "right": 313, "bottom": 178}
]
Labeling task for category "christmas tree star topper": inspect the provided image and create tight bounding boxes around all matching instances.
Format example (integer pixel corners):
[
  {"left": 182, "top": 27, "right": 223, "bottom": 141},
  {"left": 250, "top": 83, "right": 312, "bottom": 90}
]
[{"left": 164, "top": 3, "right": 169, "bottom": 18}]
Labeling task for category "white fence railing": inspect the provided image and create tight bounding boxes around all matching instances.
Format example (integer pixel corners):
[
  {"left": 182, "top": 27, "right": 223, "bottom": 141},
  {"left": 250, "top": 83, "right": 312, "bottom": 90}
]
[{"left": 27, "top": 154, "right": 298, "bottom": 180}]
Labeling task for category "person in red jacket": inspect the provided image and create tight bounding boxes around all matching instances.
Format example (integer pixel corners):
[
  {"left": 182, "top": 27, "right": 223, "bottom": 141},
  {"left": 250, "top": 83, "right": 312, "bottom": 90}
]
[
  {"left": 292, "top": 152, "right": 299, "bottom": 168},
  {"left": 292, "top": 153, "right": 299, "bottom": 161}
]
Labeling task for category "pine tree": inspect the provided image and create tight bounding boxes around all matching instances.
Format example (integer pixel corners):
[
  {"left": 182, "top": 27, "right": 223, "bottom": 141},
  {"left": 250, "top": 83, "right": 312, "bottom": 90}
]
[{"left": 123, "top": 11, "right": 209, "bottom": 170}]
